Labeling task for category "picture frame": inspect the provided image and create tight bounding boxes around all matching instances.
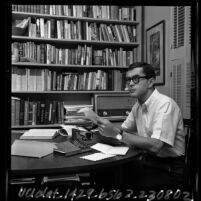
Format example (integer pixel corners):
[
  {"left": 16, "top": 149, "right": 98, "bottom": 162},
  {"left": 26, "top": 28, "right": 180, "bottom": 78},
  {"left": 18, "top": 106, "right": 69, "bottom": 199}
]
[{"left": 146, "top": 20, "right": 165, "bottom": 85}]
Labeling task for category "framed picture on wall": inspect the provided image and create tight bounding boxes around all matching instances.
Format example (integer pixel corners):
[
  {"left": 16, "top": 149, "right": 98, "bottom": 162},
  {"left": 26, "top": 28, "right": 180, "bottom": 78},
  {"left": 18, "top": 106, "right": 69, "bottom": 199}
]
[{"left": 146, "top": 20, "right": 165, "bottom": 85}]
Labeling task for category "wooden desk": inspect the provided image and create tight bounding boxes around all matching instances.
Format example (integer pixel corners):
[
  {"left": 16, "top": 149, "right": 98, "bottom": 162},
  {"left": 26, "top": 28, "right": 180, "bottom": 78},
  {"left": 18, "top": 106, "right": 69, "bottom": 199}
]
[{"left": 11, "top": 130, "right": 141, "bottom": 178}]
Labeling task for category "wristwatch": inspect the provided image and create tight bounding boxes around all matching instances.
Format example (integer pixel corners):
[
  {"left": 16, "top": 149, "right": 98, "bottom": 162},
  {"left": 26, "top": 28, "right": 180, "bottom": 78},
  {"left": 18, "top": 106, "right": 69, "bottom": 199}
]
[{"left": 115, "top": 129, "right": 123, "bottom": 141}]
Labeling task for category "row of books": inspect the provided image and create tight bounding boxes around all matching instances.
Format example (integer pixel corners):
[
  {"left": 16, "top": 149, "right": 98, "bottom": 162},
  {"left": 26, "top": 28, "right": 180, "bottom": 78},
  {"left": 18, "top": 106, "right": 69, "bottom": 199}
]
[
  {"left": 22, "top": 18, "right": 137, "bottom": 42},
  {"left": 12, "top": 42, "right": 137, "bottom": 66},
  {"left": 12, "top": 67, "right": 126, "bottom": 91},
  {"left": 11, "top": 97, "right": 64, "bottom": 126},
  {"left": 12, "top": 5, "right": 136, "bottom": 21}
]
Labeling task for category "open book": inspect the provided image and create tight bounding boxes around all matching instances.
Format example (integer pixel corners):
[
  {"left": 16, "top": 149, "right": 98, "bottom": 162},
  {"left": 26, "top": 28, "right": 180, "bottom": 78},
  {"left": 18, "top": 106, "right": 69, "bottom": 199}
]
[
  {"left": 19, "top": 129, "right": 59, "bottom": 140},
  {"left": 19, "top": 126, "right": 88, "bottom": 140}
]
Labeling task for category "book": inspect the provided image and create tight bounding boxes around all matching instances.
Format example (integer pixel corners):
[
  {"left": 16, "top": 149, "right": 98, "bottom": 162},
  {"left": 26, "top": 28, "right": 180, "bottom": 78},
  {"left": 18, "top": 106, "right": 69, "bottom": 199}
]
[
  {"left": 11, "top": 97, "right": 19, "bottom": 126},
  {"left": 113, "top": 70, "right": 122, "bottom": 91},
  {"left": 44, "top": 100, "right": 52, "bottom": 124},
  {"left": 19, "top": 129, "right": 59, "bottom": 139},
  {"left": 110, "top": 6, "right": 119, "bottom": 20},
  {"left": 19, "top": 99, "right": 25, "bottom": 125},
  {"left": 15, "top": 97, "right": 21, "bottom": 125},
  {"left": 53, "top": 140, "right": 80, "bottom": 154},
  {"left": 27, "top": 101, "right": 33, "bottom": 125}
]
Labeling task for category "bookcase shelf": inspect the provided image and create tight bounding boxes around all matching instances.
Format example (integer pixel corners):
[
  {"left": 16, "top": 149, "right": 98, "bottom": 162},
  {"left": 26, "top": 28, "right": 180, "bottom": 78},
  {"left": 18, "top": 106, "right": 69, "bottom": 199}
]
[
  {"left": 12, "top": 36, "right": 139, "bottom": 47},
  {"left": 12, "top": 91, "right": 129, "bottom": 94},
  {"left": 12, "top": 62, "right": 129, "bottom": 70},
  {"left": 11, "top": 5, "right": 142, "bottom": 128},
  {"left": 12, "top": 11, "right": 140, "bottom": 25},
  {"left": 12, "top": 124, "right": 62, "bottom": 130}
]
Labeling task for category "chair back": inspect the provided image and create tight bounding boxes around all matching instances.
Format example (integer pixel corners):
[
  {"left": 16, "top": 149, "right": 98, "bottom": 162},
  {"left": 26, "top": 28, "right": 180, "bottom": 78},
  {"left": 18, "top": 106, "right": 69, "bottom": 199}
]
[{"left": 183, "top": 118, "right": 193, "bottom": 186}]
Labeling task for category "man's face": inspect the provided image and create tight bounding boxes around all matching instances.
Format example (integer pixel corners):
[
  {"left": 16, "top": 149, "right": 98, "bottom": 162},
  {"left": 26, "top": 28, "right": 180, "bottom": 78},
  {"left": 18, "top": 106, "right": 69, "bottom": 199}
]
[{"left": 126, "top": 67, "right": 150, "bottom": 99}]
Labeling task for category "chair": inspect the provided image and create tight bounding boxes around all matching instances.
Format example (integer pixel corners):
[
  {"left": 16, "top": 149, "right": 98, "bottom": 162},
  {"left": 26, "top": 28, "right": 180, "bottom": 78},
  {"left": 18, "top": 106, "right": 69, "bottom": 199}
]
[{"left": 183, "top": 118, "right": 193, "bottom": 186}]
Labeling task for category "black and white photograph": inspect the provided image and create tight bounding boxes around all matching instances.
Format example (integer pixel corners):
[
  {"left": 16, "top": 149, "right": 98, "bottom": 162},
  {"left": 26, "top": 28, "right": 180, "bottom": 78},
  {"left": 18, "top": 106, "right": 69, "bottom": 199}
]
[{"left": 3, "top": 2, "right": 200, "bottom": 201}]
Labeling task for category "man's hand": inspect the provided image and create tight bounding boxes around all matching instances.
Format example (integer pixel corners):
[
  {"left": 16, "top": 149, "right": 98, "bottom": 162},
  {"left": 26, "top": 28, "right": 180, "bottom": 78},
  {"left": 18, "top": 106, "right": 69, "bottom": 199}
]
[{"left": 97, "top": 118, "right": 119, "bottom": 138}]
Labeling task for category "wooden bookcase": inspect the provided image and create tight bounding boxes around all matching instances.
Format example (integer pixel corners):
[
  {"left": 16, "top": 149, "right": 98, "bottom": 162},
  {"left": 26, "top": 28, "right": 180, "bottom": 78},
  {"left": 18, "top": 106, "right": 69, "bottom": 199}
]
[{"left": 11, "top": 5, "right": 142, "bottom": 128}]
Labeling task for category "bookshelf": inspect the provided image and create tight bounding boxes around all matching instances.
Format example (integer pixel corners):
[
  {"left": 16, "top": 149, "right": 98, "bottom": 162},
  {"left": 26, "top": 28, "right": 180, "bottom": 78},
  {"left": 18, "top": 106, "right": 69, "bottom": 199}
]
[{"left": 11, "top": 5, "right": 142, "bottom": 128}]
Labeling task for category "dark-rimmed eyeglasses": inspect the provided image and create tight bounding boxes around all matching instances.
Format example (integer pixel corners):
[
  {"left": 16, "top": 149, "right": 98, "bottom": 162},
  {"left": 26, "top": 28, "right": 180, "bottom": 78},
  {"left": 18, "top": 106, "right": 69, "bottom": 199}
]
[{"left": 126, "top": 76, "right": 150, "bottom": 84}]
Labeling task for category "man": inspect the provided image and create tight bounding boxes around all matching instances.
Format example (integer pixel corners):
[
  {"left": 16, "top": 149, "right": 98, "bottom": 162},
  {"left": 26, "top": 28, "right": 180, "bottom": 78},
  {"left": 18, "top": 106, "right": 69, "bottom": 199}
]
[{"left": 97, "top": 62, "right": 186, "bottom": 187}]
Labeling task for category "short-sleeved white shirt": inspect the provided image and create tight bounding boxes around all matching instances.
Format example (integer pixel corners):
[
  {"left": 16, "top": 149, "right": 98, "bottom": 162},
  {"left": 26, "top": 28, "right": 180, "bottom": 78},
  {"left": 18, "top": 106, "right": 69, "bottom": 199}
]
[{"left": 121, "top": 89, "right": 185, "bottom": 157}]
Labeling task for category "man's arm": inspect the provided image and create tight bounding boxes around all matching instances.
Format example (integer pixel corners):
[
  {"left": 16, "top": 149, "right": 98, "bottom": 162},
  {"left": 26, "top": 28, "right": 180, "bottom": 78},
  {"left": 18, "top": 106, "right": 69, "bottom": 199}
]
[
  {"left": 97, "top": 118, "right": 164, "bottom": 155},
  {"left": 121, "top": 131, "right": 164, "bottom": 154}
]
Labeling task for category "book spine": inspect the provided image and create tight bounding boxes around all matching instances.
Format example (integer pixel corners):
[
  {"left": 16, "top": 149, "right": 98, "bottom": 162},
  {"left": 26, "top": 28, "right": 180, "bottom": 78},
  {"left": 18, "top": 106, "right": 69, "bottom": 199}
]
[
  {"left": 52, "top": 100, "right": 57, "bottom": 123},
  {"left": 36, "top": 101, "right": 40, "bottom": 125},
  {"left": 107, "top": 70, "right": 113, "bottom": 90},
  {"left": 40, "top": 101, "right": 45, "bottom": 124},
  {"left": 57, "top": 101, "right": 62, "bottom": 124},
  {"left": 11, "top": 97, "right": 16, "bottom": 126},
  {"left": 24, "top": 100, "right": 29, "bottom": 125},
  {"left": 19, "top": 99, "right": 25, "bottom": 125},
  {"left": 44, "top": 100, "right": 51, "bottom": 124},
  {"left": 15, "top": 97, "right": 20, "bottom": 125},
  {"left": 27, "top": 101, "right": 33, "bottom": 125}
]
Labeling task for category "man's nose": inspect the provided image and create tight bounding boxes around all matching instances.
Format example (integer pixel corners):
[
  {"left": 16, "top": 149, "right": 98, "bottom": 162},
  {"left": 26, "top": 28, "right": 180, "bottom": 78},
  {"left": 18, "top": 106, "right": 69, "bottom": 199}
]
[{"left": 129, "top": 80, "right": 135, "bottom": 86}]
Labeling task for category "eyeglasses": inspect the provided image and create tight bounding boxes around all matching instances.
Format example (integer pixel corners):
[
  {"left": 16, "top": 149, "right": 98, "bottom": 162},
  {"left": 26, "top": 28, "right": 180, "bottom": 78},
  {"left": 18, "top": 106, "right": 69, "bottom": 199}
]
[{"left": 126, "top": 75, "right": 150, "bottom": 85}]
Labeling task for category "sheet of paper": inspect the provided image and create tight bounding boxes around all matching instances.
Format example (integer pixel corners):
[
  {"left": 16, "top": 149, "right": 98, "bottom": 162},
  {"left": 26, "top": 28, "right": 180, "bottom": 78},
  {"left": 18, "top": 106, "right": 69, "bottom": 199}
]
[
  {"left": 91, "top": 143, "right": 129, "bottom": 155},
  {"left": 16, "top": 18, "right": 29, "bottom": 28},
  {"left": 60, "top": 125, "right": 87, "bottom": 137},
  {"left": 11, "top": 140, "right": 57, "bottom": 158},
  {"left": 80, "top": 152, "right": 116, "bottom": 161},
  {"left": 77, "top": 107, "right": 101, "bottom": 124}
]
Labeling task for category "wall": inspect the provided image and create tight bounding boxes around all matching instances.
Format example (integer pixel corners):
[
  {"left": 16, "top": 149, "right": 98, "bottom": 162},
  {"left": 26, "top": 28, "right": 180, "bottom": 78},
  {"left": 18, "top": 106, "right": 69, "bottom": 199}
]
[{"left": 143, "top": 6, "right": 172, "bottom": 97}]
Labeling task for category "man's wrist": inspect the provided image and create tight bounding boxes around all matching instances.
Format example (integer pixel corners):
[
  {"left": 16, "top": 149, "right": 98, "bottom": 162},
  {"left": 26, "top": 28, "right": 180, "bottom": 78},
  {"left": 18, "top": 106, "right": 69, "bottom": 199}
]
[
  {"left": 115, "top": 129, "right": 123, "bottom": 140},
  {"left": 116, "top": 134, "right": 123, "bottom": 140}
]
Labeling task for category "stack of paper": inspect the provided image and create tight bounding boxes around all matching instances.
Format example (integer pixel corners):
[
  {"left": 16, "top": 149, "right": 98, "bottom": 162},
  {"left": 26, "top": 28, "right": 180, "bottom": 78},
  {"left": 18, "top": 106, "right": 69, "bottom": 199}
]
[{"left": 11, "top": 140, "right": 57, "bottom": 158}]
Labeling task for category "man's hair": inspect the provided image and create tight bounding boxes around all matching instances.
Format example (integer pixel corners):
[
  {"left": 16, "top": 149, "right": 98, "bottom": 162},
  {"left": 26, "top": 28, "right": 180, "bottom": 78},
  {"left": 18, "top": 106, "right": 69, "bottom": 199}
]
[{"left": 128, "top": 62, "right": 156, "bottom": 79}]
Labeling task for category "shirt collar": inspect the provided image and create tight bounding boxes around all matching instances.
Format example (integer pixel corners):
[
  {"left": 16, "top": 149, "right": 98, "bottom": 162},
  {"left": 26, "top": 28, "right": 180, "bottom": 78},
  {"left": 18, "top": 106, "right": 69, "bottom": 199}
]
[{"left": 137, "top": 89, "right": 159, "bottom": 112}]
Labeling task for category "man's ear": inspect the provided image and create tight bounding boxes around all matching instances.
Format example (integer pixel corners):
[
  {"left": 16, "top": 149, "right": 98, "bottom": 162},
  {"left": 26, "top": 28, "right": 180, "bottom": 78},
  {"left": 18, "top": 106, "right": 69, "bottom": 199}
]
[{"left": 148, "top": 77, "right": 155, "bottom": 88}]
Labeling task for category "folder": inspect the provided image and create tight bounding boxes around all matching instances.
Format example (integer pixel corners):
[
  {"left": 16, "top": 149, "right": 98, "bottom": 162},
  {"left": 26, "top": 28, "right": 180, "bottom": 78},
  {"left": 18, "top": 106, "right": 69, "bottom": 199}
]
[{"left": 11, "top": 140, "right": 57, "bottom": 158}]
